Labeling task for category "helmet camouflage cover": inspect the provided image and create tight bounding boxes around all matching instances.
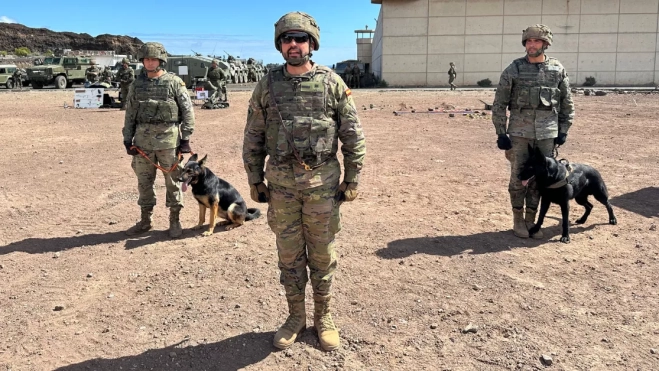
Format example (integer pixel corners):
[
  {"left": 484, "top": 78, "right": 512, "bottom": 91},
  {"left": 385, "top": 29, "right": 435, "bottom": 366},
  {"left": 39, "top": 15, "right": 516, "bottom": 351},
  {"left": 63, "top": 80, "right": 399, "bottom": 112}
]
[
  {"left": 122, "top": 57, "right": 130, "bottom": 64},
  {"left": 137, "top": 42, "right": 168, "bottom": 63},
  {"left": 522, "top": 24, "right": 553, "bottom": 46},
  {"left": 90, "top": 59, "right": 96, "bottom": 64},
  {"left": 274, "top": 11, "right": 320, "bottom": 51},
  {"left": 212, "top": 58, "right": 220, "bottom": 64}
]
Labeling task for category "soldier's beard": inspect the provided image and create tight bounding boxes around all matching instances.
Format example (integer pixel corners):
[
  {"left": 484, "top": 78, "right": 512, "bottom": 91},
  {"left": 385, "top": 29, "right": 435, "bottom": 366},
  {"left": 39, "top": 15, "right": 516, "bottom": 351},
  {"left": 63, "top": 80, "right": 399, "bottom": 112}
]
[
  {"left": 527, "top": 46, "right": 545, "bottom": 58},
  {"left": 284, "top": 47, "right": 311, "bottom": 67}
]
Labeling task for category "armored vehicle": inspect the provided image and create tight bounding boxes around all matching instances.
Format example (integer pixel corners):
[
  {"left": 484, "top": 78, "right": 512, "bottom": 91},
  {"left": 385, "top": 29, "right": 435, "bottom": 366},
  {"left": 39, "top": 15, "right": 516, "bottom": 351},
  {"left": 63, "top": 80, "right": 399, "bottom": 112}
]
[
  {"left": 333, "top": 59, "right": 376, "bottom": 88},
  {"left": 166, "top": 55, "right": 230, "bottom": 88},
  {"left": 27, "top": 56, "right": 94, "bottom": 89}
]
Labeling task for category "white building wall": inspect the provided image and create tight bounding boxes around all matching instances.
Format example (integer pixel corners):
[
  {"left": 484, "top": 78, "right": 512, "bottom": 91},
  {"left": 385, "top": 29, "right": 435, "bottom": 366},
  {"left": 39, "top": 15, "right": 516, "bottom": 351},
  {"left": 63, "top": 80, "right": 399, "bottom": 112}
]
[{"left": 372, "top": 0, "right": 659, "bottom": 86}]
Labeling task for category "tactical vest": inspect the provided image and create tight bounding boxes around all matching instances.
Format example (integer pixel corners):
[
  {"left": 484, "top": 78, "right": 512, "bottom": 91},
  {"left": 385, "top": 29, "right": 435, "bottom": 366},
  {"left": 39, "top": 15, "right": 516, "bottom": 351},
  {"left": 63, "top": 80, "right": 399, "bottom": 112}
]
[
  {"left": 509, "top": 57, "right": 562, "bottom": 112},
  {"left": 208, "top": 67, "right": 225, "bottom": 85},
  {"left": 265, "top": 66, "right": 337, "bottom": 168},
  {"left": 132, "top": 72, "right": 180, "bottom": 124}
]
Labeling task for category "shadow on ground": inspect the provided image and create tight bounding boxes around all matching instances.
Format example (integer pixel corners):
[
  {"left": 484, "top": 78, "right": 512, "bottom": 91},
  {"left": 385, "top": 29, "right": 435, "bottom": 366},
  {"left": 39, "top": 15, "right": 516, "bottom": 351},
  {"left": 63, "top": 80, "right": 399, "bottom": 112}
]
[
  {"left": 378, "top": 222, "right": 604, "bottom": 259},
  {"left": 54, "top": 332, "right": 274, "bottom": 371},
  {"left": 610, "top": 186, "right": 659, "bottom": 219}
]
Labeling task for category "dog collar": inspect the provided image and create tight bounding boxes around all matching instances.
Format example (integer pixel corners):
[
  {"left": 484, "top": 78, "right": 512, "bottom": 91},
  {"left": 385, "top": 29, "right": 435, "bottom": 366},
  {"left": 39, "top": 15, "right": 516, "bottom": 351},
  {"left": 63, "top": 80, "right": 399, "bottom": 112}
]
[{"left": 547, "top": 160, "right": 572, "bottom": 189}]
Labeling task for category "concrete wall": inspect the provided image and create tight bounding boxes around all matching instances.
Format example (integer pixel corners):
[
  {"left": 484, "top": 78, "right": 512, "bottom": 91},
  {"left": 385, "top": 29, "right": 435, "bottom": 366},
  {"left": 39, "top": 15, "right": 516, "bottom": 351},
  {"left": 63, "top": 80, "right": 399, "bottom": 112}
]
[
  {"left": 357, "top": 38, "right": 374, "bottom": 66},
  {"left": 373, "top": 7, "right": 384, "bottom": 77},
  {"left": 373, "top": 0, "right": 659, "bottom": 86}
]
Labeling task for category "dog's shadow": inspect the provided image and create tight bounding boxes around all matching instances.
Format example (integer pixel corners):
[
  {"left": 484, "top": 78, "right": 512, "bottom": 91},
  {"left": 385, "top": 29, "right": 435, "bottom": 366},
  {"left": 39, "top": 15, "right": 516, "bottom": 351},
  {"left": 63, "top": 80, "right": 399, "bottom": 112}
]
[
  {"left": 377, "top": 221, "right": 604, "bottom": 259},
  {"left": 610, "top": 186, "right": 659, "bottom": 219}
]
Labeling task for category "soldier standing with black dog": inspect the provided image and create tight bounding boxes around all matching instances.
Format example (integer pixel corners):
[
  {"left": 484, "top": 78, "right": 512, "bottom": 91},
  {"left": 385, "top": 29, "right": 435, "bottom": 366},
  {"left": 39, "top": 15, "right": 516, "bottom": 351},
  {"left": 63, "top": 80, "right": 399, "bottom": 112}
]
[{"left": 492, "top": 24, "right": 575, "bottom": 239}]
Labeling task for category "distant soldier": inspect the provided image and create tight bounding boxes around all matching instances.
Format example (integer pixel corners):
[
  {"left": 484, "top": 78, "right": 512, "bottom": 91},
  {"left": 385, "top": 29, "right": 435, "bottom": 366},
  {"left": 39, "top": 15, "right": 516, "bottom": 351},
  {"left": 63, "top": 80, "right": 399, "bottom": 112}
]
[
  {"left": 12, "top": 68, "right": 23, "bottom": 90},
  {"left": 352, "top": 63, "right": 361, "bottom": 89},
  {"left": 116, "top": 58, "right": 135, "bottom": 110},
  {"left": 85, "top": 59, "right": 101, "bottom": 87},
  {"left": 204, "top": 58, "right": 228, "bottom": 108},
  {"left": 448, "top": 62, "right": 457, "bottom": 90},
  {"left": 344, "top": 63, "right": 353, "bottom": 88},
  {"left": 101, "top": 66, "right": 113, "bottom": 84},
  {"left": 492, "top": 24, "right": 574, "bottom": 239}
]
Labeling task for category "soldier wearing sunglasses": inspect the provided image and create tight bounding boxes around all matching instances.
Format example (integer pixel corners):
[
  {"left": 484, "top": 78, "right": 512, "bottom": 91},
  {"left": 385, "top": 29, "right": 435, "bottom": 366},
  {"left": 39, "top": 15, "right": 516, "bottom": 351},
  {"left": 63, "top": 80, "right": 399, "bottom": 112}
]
[{"left": 242, "top": 11, "right": 366, "bottom": 352}]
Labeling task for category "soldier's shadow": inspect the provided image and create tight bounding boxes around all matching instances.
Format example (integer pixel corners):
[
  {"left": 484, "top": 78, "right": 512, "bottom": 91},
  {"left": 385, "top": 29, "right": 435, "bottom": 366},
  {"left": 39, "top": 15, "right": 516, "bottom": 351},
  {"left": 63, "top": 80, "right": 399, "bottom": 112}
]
[{"left": 54, "top": 332, "right": 274, "bottom": 371}]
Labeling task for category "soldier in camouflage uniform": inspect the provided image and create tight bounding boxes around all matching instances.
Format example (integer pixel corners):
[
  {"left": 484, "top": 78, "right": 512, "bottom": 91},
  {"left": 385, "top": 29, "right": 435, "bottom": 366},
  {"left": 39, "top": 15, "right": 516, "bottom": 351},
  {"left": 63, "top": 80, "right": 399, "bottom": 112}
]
[
  {"left": 344, "top": 63, "right": 353, "bottom": 88},
  {"left": 351, "top": 63, "right": 361, "bottom": 89},
  {"left": 85, "top": 59, "right": 101, "bottom": 87},
  {"left": 122, "top": 42, "right": 195, "bottom": 238},
  {"left": 492, "top": 24, "right": 574, "bottom": 239},
  {"left": 243, "top": 11, "right": 366, "bottom": 352},
  {"left": 448, "top": 62, "right": 457, "bottom": 90},
  {"left": 101, "top": 66, "right": 113, "bottom": 84},
  {"left": 204, "top": 59, "right": 228, "bottom": 108},
  {"left": 117, "top": 57, "right": 135, "bottom": 110},
  {"left": 12, "top": 68, "right": 22, "bottom": 90}
]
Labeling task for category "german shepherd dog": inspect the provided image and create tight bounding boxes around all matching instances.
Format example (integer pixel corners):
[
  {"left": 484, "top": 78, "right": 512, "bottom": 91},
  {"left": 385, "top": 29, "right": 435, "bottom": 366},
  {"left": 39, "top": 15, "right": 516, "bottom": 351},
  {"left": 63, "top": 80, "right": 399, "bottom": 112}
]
[
  {"left": 519, "top": 145, "right": 617, "bottom": 243},
  {"left": 175, "top": 154, "right": 261, "bottom": 236}
]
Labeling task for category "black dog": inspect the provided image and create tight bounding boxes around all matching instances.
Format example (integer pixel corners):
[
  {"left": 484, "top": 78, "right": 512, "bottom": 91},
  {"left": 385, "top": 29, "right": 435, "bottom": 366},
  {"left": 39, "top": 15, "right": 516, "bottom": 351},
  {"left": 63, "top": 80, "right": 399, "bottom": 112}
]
[
  {"left": 519, "top": 145, "right": 617, "bottom": 243},
  {"left": 176, "top": 154, "right": 261, "bottom": 236}
]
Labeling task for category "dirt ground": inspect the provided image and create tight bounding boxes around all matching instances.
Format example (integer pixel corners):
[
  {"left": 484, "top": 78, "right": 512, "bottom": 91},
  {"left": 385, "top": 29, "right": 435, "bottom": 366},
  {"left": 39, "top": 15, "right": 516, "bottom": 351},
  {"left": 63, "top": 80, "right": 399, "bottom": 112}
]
[{"left": 0, "top": 87, "right": 658, "bottom": 371}]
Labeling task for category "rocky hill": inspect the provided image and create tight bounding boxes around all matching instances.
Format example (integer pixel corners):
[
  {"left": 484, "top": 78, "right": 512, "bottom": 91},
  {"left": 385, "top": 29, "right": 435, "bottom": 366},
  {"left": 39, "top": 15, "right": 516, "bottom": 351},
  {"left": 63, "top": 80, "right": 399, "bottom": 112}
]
[{"left": 0, "top": 23, "right": 143, "bottom": 56}]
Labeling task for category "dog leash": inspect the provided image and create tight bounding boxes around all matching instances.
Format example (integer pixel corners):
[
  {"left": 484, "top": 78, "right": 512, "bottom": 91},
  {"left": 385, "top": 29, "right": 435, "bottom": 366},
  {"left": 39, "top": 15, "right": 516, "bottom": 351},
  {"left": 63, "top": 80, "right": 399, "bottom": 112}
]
[
  {"left": 552, "top": 144, "right": 561, "bottom": 159},
  {"left": 130, "top": 146, "right": 194, "bottom": 174}
]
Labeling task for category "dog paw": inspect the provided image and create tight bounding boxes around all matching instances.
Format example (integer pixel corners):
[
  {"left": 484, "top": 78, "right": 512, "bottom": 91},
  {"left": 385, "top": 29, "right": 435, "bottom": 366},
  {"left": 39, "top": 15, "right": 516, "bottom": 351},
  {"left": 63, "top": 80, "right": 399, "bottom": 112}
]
[
  {"left": 609, "top": 218, "right": 617, "bottom": 225},
  {"left": 528, "top": 225, "right": 540, "bottom": 235},
  {"left": 575, "top": 218, "right": 586, "bottom": 224},
  {"left": 560, "top": 235, "right": 570, "bottom": 243},
  {"left": 192, "top": 224, "right": 204, "bottom": 230},
  {"left": 202, "top": 231, "right": 213, "bottom": 237},
  {"left": 224, "top": 224, "right": 238, "bottom": 231}
]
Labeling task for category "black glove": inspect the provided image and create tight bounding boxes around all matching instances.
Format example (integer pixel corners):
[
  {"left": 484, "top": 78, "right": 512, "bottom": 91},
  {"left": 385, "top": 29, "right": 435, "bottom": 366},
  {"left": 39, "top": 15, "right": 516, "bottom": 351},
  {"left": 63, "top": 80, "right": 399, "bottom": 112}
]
[
  {"left": 124, "top": 141, "right": 139, "bottom": 156},
  {"left": 497, "top": 134, "right": 512, "bottom": 150},
  {"left": 555, "top": 133, "right": 567, "bottom": 146},
  {"left": 177, "top": 139, "right": 191, "bottom": 154},
  {"left": 250, "top": 182, "right": 270, "bottom": 203}
]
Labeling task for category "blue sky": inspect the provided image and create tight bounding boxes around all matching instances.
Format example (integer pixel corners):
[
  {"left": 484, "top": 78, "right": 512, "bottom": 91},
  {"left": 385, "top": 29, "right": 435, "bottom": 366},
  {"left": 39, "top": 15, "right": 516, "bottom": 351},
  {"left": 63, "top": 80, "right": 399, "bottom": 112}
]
[{"left": 0, "top": 1, "right": 380, "bottom": 66}]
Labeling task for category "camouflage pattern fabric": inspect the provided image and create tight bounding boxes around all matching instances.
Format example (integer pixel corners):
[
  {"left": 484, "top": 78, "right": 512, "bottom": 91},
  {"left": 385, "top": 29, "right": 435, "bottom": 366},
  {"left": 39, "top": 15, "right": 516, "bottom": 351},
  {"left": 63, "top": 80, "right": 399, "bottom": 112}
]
[
  {"left": 123, "top": 71, "right": 195, "bottom": 208},
  {"left": 117, "top": 64, "right": 135, "bottom": 106},
  {"left": 207, "top": 66, "right": 228, "bottom": 102},
  {"left": 351, "top": 65, "right": 360, "bottom": 88},
  {"left": 506, "top": 137, "right": 554, "bottom": 209},
  {"left": 12, "top": 69, "right": 22, "bottom": 89},
  {"left": 268, "top": 182, "right": 341, "bottom": 296},
  {"left": 243, "top": 62, "right": 365, "bottom": 294},
  {"left": 85, "top": 66, "right": 101, "bottom": 83},
  {"left": 344, "top": 65, "right": 353, "bottom": 87},
  {"left": 448, "top": 65, "right": 457, "bottom": 90},
  {"left": 131, "top": 148, "right": 183, "bottom": 208},
  {"left": 492, "top": 56, "right": 574, "bottom": 140}
]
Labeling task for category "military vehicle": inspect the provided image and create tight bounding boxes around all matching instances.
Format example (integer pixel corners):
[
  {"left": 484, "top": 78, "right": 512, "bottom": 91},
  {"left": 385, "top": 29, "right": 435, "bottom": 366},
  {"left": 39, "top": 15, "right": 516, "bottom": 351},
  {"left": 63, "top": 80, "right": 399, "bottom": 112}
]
[
  {"left": 27, "top": 56, "right": 94, "bottom": 89},
  {"left": 225, "top": 53, "right": 248, "bottom": 84},
  {"left": 166, "top": 55, "right": 231, "bottom": 88},
  {"left": 333, "top": 59, "right": 377, "bottom": 88},
  {"left": 0, "top": 64, "right": 30, "bottom": 89},
  {"left": 246, "top": 58, "right": 265, "bottom": 82}
]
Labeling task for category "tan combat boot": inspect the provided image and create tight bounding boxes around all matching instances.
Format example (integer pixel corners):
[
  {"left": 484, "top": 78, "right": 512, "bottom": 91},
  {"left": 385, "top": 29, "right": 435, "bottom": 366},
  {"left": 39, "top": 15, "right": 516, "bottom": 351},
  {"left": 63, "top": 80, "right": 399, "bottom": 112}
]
[
  {"left": 313, "top": 293, "right": 340, "bottom": 351},
  {"left": 525, "top": 208, "right": 543, "bottom": 239},
  {"left": 169, "top": 207, "right": 183, "bottom": 238},
  {"left": 512, "top": 208, "right": 529, "bottom": 238},
  {"left": 273, "top": 294, "right": 306, "bottom": 349},
  {"left": 125, "top": 206, "right": 153, "bottom": 236}
]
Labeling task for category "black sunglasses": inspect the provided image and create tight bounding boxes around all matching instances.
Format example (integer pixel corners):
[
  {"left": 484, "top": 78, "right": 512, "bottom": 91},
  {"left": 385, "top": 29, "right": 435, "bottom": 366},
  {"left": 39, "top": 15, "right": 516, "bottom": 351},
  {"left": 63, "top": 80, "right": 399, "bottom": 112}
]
[{"left": 280, "top": 32, "right": 310, "bottom": 44}]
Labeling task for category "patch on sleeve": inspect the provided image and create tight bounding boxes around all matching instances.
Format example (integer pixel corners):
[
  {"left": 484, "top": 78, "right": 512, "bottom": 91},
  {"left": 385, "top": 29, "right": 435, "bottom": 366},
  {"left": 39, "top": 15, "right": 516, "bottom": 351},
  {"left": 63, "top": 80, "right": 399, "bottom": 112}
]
[
  {"left": 345, "top": 88, "right": 352, "bottom": 97},
  {"left": 181, "top": 80, "right": 186, "bottom": 86}
]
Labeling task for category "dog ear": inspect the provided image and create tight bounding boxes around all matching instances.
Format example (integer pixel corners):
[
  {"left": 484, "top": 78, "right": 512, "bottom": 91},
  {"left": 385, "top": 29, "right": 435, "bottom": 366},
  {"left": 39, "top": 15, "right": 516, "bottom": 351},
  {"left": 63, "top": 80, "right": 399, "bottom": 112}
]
[
  {"left": 188, "top": 153, "right": 198, "bottom": 163},
  {"left": 198, "top": 154, "right": 208, "bottom": 167}
]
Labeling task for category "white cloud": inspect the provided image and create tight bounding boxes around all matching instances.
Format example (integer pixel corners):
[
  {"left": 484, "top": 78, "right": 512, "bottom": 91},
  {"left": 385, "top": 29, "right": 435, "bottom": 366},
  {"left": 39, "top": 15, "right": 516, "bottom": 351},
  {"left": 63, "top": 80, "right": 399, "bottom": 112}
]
[{"left": 0, "top": 16, "right": 17, "bottom": 23}]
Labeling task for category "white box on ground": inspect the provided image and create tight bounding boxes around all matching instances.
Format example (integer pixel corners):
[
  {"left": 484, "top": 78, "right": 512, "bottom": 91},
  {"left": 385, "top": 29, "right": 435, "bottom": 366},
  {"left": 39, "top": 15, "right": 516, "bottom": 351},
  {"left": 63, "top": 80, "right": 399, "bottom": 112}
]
[
  {"left": 196, "top": 90, "right": 208, "bottom": 100},
  {"left": 74, "top": 88, "right": 104, "bottom": 108}
]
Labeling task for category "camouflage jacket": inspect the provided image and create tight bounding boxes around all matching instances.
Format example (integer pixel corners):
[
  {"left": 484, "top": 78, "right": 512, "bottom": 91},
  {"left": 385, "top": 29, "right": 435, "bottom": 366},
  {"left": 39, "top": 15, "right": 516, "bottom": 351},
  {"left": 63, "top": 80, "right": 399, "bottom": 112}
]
[
  {"left": 122, "top": 71, "right": 195, "bottom": 150},
  {"left": 86, "top": 66, "right": 100, "bottom": 82},
  {"left": 243, "top": 62, "right": 366, "bottom": 190},
  {"left": 448, "top": 66, "right": 456, "bottom": 76},
  {"left": 352, "top": 65, "right": 360, "bottom": 76},
  {"left": 117, "top": 65, "right": 135, "bottom": 85},
  {"left": 492, "top": 55, "right": 574, "bottom": 140},
  {"left": 207, "top": 66, "right": 226, "bottom": 89}
]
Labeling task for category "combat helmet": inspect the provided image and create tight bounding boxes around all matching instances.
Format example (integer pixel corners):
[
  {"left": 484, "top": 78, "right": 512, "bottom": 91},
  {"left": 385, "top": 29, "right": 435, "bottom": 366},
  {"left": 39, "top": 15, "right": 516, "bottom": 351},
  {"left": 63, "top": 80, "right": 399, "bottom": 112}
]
[
  {"left": 212, "top": 58, "right": 220, "bottom": 64},
  {"left": 137, "top": 42, "right": 168, "bottom": 63},
  {"left": 274, "top": 11, "right": 320, "bottom": 51},
  {"left": 90, "top": 59, "right": 97, "bottom": 65},
  {"left": 122, "top": 57, "right": 130, "bottom": 64},
  {"left": 522, "top": 24, "right": 553, "bottom": 46}
]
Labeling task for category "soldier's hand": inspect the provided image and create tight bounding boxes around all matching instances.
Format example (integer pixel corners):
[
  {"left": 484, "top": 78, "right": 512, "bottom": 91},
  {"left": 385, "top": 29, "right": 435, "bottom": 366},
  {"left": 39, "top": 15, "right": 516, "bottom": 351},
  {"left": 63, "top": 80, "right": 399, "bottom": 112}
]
[
  {"left": 497, "top": 134, "right": 513, "bottom": 150},
  {"left": 177, "top": 139, "right": 191, "bottom": 154},
  {"left": 555, "top": 133, "right": 567, "bottom": 146},
  {"left": 124, "top": 142, "right": 139, "bottom": 156},
  {"left": 335, "top": 182, "right": 358, "bottom": 202},
  {"left": 250, "top": 182, "right": 270, "bottom": 203}
]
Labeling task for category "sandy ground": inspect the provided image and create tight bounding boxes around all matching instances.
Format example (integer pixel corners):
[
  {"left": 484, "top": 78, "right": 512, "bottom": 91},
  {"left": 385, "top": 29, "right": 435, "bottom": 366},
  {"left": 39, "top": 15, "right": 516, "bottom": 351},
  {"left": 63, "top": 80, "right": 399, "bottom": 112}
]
[{"left": 0, "top": 88, "right": 658, "bottom": 371}]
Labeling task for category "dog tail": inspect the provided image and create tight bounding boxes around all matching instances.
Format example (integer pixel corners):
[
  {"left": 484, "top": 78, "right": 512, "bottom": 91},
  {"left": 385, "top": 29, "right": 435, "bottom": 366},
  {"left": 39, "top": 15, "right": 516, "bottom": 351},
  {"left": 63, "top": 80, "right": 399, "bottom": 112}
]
[{"left": 246, "top": 208, "right": 261, "bottom": 221}]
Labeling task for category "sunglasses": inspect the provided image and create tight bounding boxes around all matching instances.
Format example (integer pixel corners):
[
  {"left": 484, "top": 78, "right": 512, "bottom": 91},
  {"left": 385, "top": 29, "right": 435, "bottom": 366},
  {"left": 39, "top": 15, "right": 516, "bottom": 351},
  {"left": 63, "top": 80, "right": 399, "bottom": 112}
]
[{"left": 280, "top": 32, "right": 310, "bottom": 44}]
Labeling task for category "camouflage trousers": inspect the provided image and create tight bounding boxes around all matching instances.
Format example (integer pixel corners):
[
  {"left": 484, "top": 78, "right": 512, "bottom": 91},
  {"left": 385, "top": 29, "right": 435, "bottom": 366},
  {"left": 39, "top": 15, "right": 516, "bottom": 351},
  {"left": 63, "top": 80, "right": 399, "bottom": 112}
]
[
  {"left": 208, "top": 83, "right": 227, "bottom": 103},
  {"left": 267, "top": 182, "right": 342, "bottom": 297},
  {"left": 15, "top": 77, "right": 22, "bottom": 89},
  {"left": 131, "top": 148, "right": 183, "bottom": 208},
  {"left": 344, "top": 74, "right": 353, "bottom": 87},
  {"left": 449, "top": 75, "right": 456, "bottom": 90},
  {"left": 352, "top": 75, "right": 360, "bottom": 88},
  {"left": 505, "top": 136, "right": 554, "bottom": 209},
  {"left": 120, "top": 85, "right": 130, "bottom": 108}
]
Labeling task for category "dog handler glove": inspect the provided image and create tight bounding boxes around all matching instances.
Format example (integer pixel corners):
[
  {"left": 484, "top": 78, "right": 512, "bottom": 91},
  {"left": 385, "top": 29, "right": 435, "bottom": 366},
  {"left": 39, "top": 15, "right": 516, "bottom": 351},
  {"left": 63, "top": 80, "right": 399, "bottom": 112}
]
[
  {"left": 336, "top": 182, "right": 358, "bottom": 202},
  {"left": 250, "top": 182, "right": 270, "bottom": 203}
]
